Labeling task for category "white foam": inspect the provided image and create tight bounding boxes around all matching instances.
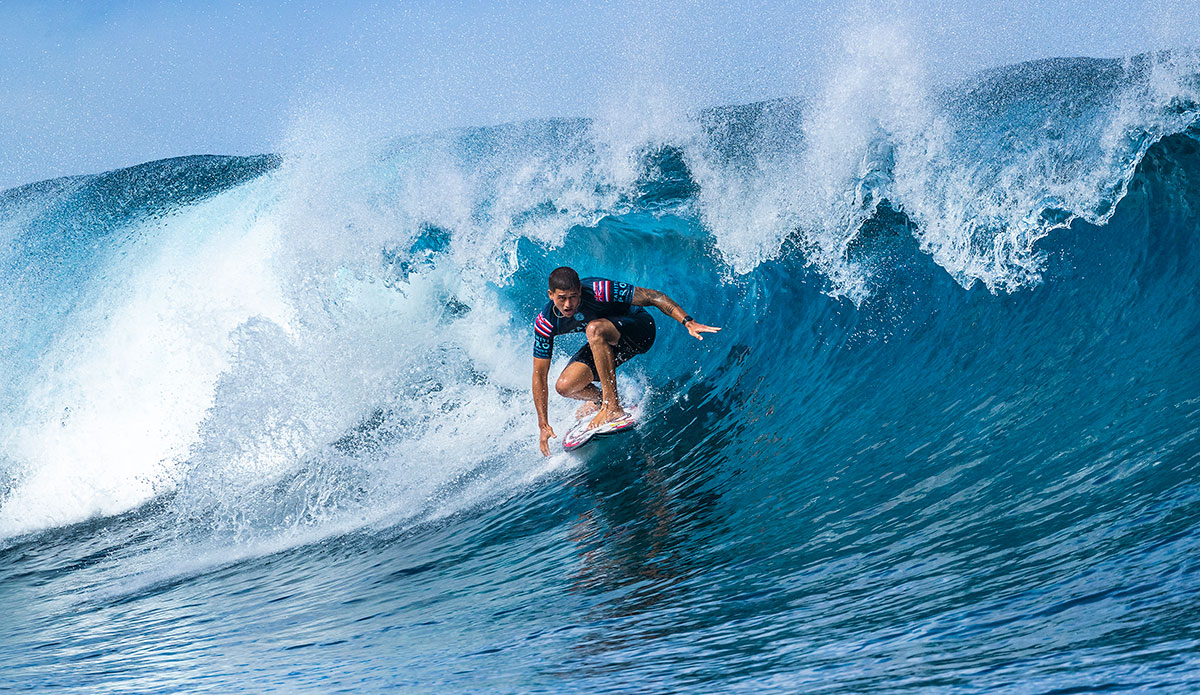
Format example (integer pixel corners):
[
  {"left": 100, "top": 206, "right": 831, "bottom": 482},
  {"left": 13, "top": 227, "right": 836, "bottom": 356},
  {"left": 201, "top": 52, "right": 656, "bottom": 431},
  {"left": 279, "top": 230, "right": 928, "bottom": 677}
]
[
  {"left": 0, "top": 114, "right": 652, "bottom": 547},
  {"left": 898, "top": 50, "right": 1200, "bottom": 292},
  {"left": 0, "top": 175, "right": 290, "bottom": 538},
  {"left": 685, "top": 21, "right": 936, "bottom": 301}
]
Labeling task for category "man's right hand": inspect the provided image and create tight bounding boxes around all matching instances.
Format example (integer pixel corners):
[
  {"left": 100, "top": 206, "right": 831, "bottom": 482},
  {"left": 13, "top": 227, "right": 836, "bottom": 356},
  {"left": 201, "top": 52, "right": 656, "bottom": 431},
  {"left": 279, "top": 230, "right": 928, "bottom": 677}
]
[{"left": 539, "top": 423, "right": 557, "bottom": 456}]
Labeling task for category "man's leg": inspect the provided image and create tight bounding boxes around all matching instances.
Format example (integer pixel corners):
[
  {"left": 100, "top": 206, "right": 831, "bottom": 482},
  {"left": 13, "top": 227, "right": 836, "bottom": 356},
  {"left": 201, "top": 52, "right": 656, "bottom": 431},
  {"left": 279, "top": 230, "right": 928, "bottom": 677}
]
[
  {"left": 556, "top": 362, "right": 602, "bottom": 417},
  {"left": 585, "top": 319, "right": 625, "bottom": 428}
]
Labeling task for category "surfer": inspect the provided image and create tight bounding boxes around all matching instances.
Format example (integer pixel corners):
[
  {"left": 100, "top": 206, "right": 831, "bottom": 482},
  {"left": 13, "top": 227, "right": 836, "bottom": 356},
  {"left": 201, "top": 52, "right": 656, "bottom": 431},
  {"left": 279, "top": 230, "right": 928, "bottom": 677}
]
[{"left": 532, "top": 266, "right": 720, "bottom": 455}]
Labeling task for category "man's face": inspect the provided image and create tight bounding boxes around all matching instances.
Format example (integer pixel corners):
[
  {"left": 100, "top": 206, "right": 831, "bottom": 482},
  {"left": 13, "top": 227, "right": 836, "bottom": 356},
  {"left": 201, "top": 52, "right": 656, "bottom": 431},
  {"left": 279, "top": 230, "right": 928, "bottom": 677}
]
[{"left": 549, "top": 287, "right": 581, "bottom": 317}]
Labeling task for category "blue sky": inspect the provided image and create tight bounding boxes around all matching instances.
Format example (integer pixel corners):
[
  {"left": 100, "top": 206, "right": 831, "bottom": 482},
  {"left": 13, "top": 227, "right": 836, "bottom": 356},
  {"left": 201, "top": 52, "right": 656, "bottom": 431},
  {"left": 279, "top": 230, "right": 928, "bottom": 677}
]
[{"left": 1, "top": 0, "right": 1197, "bottom": 189}]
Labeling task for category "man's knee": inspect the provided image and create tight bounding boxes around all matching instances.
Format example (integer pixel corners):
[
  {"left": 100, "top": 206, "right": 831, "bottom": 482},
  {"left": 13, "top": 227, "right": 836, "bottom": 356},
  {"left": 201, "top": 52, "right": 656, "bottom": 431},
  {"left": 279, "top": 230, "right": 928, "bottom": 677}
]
[
  {"left": 556, "top": 367, "right": 591, "bottom": 396},
  {"left": 586, "top": 319, "right": 617, "bottom": 344}
]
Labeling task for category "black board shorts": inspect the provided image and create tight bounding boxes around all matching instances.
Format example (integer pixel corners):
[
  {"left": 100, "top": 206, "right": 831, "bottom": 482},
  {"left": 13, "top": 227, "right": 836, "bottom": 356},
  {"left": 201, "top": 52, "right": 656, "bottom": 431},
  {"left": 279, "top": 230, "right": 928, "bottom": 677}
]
[{"left": 567, "top": 309, "right": 656, "bottom": 381}]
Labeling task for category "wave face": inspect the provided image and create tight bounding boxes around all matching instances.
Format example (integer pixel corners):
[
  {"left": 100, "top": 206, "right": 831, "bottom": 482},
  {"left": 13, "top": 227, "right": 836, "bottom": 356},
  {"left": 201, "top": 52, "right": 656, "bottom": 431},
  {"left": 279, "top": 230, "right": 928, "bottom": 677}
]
[{"left": 1, "top": 53, "right": 1199, "bottom": 693}]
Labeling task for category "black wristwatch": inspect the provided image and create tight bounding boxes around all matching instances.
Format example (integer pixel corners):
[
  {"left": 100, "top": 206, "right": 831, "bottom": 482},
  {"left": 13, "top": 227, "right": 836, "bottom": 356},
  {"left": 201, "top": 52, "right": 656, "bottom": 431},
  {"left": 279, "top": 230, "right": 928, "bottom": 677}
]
[{"left": 683, "top": 315, "right": 694, "bottom": 324}]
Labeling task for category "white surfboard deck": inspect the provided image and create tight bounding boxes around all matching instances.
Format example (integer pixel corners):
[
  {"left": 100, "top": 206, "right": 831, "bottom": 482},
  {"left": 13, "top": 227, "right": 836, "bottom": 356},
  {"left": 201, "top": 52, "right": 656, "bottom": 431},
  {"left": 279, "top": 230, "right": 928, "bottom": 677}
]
[{"left": 562, "top": 407, "right": 639, "bottom": 451}]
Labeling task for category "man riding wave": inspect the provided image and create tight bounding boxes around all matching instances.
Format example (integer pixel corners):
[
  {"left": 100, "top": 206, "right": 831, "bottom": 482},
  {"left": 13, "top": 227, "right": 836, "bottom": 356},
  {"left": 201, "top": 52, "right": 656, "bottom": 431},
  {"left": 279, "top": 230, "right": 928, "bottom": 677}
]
[{"left": 532, "top": 266, "right": 720, "bottom": 455}]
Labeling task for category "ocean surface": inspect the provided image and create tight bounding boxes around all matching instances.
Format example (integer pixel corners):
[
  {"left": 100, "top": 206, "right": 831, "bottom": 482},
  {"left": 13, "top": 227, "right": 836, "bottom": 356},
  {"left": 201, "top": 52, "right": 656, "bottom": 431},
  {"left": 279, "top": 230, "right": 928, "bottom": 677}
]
[{"left": 2, "top": 53, "right": 1200, "bottom": 693}]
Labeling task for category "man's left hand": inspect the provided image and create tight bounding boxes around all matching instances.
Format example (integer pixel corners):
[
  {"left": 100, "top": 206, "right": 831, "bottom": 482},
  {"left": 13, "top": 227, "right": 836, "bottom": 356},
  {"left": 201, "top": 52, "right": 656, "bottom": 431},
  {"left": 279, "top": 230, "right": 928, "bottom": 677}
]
[{"left": 685, "top": 320, "right": 721, "bottom": 340}]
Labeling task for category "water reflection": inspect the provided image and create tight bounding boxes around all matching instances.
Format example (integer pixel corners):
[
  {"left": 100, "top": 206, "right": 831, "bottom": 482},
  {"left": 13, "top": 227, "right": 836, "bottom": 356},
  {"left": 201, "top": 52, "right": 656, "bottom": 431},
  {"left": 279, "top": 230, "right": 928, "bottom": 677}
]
[{"left": 557, "top": 349, "right": 758, "bottom": 675}]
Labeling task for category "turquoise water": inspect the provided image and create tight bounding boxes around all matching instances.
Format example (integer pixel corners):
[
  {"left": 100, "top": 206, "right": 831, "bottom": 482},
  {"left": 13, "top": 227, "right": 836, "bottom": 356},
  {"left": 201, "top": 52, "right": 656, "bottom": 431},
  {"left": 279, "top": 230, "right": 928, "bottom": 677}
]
[{"left": 2, "top": 54, "right": 1200, "bottom": 692}]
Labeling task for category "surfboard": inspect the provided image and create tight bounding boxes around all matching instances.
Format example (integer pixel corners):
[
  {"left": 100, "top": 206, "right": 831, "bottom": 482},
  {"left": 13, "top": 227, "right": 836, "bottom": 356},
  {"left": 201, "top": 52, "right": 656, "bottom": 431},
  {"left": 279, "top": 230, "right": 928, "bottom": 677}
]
[{"left": 562, "top": 409, "right": 638, "bottom": 451}]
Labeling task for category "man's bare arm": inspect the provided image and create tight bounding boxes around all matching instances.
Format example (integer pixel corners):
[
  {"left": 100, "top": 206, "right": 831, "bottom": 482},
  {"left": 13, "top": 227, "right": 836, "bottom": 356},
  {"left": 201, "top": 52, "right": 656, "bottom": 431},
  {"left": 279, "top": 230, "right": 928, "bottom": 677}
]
[
  {"left": 632, "top": 287, "right": 688, "bottom": 322},
  {"left": 632, "top": 287, "right": 721, "bottom": 340},
  {"left": 532, "top": 357, "right": 556, "bottom": 455}
]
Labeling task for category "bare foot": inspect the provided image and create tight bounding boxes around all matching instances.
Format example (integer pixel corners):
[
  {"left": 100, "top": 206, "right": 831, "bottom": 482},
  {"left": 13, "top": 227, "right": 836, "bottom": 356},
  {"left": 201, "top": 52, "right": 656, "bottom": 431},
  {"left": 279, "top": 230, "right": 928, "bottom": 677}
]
[
  {"left": 588, "top": 405, "right": 627, "bottom": 430},
  {"left": 575, "top": 400, "right": 601, "bottom": 419}
]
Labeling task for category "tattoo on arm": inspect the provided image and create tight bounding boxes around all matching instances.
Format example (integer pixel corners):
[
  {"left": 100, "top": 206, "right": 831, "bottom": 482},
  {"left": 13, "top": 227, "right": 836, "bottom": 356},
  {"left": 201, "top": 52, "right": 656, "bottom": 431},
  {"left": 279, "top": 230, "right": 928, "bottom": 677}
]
[
  {"left": 633, "top": 287, "right": 686, "bottom": 323},
  {"left": 632, "top": 287, "right": 663, "bottom": 304}
]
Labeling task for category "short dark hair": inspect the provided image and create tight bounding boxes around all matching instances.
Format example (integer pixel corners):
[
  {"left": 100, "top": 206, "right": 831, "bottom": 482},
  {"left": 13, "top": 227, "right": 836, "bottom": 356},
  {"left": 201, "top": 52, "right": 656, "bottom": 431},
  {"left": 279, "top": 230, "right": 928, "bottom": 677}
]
[{"left": 548, "top": 266, "right": 581, "bottom": 291}]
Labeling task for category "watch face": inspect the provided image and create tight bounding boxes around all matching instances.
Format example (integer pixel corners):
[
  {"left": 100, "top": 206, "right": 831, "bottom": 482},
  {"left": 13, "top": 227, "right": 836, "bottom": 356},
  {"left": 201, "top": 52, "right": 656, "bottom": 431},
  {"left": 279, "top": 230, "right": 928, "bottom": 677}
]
[{"left": 574, "top": 313, "right": 584, "bottom": 321}]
